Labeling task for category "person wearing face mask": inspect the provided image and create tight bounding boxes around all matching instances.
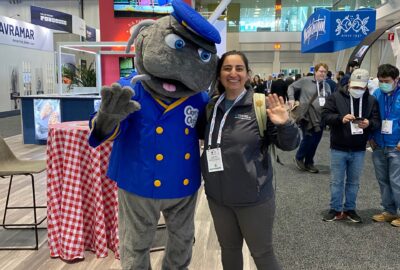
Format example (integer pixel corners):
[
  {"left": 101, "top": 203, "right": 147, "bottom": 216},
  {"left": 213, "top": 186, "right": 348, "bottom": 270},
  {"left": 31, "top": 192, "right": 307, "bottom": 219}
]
[
  {"left": 321, "top": 69, "right": 380, "bottom": 223},
  {"left": 369, "top": 64, "right": 400, "bottom": 227},
  {"left": 288, "top": 63, "right": 331, "bottom": 173}
]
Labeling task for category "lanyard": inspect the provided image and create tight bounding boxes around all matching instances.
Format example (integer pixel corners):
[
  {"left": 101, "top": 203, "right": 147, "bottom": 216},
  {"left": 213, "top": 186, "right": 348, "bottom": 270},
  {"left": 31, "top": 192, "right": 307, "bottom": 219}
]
[
  {"left": 208, "top": 90, "right": 247, "bottom": 148},
  {"left": 350, "top": 95, "right": 362, "bottom": 117},
  {"left": 316, "top": 80, "right": 325, "bottom": 97},
  {"left": 384, "top": 88, "right": 399, "bottom": 119}
]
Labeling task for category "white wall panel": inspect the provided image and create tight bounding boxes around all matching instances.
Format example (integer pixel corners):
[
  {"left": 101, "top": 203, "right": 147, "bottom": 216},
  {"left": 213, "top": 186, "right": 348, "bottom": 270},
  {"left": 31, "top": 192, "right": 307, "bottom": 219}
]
[{"left": 0, "top": 44, "right": 54, "bottom": 112}]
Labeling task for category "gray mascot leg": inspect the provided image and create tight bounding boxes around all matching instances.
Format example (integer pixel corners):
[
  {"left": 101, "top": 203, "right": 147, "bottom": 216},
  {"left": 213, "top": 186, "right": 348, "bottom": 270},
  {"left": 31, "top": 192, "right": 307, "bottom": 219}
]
[
  {"left": 161, "top": 193, "right": 197, "bottom": 270},
  {"left": 118, "top": 188, "right": 197, "bottom": 270},
  {"left": 118, "top": 189, "right": 159, "bottom": 270}
]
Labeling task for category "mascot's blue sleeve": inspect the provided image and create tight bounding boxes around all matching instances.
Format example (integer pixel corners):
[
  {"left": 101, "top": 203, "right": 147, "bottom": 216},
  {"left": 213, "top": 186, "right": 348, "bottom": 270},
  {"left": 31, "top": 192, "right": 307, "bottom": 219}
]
[
  {"left": 88, "top": 79, "right": 141, "bottom": 148},
  {"left": 117, "top": 70, "right": 139, "bottom": 88}
]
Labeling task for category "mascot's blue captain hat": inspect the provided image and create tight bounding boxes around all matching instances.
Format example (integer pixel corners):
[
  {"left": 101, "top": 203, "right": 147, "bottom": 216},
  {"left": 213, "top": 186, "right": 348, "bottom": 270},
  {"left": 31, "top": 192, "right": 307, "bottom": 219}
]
[{"left": 171, "top": 0, "right": 221, "bottom": 44}]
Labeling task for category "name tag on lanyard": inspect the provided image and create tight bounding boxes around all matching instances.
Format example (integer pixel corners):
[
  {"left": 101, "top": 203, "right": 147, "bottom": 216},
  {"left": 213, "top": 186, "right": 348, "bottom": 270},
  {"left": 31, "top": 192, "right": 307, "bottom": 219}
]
[
  {"left": 318, "top": 97, "right": 326, "bottom": 106},
  {"left": 316, "top": 81, "right": 326, "bottom": 106},
  {"left": 206, "top": 148, "right": 224, "bottom": 172},
  {"left": 350, "top": 122, "right": 363, "bottom": 135},
  {"left": 381, "top": 120, "right": 393, "bottom": 134},
  {"left": 206, "top": 90, "right": 247, "bottom": 173},
  {"left": 350, "top": 96, "right": 363, "bottom": 135}
]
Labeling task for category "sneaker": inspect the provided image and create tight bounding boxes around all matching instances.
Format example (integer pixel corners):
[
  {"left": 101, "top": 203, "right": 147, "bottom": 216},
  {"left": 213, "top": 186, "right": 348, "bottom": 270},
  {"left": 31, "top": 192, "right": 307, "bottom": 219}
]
[
  {"left": 294, "top": 158, "right": 306, "bottom": 171},
  {"left": 345, "top": 210, "right": 362, "bottom": 223},
  {"left": 390, "top": 218, "right": 400, "bottom": 227},
  {"left": 305, "top": 164, "right": 319, "bottom": 173},
  {"left": 372, "top": 212, "right": 398, "bottom": 222},
  {"left": 323, "top": 209, "right": 344, "bottom": 222}
]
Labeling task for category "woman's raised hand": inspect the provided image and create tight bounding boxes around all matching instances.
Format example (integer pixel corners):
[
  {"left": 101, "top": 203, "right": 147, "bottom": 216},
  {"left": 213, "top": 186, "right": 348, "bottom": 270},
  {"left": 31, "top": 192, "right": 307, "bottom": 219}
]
[{"left": 266, "top": 94, "right": 289, "bottom": 125}]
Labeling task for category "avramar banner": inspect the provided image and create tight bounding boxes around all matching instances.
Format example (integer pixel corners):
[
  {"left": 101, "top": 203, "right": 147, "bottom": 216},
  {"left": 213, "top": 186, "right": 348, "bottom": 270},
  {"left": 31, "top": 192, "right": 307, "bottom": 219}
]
[{"left": 0, "top": 15, "right": 53, "bottom": 51}]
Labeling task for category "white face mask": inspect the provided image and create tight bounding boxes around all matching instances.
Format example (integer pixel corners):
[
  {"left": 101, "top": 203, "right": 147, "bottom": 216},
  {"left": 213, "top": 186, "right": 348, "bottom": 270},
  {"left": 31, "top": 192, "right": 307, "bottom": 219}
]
[{"left": 349, "top": 88, "right": 365, "bottom": 98}]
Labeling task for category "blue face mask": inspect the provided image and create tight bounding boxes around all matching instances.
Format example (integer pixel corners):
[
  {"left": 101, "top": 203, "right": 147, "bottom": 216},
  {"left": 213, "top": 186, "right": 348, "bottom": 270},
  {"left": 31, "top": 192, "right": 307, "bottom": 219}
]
[{"left": 379, "top": 82, "right": 394, "bottom": 93}]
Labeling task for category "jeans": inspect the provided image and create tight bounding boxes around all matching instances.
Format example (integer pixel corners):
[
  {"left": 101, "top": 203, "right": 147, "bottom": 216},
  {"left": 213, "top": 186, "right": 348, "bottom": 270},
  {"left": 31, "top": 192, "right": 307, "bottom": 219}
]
[
  {"left": 329, "top": 149, "right": 365, "bottom": 212},
  {"left": 372, "top": 147, "right": 400, "bottom": 214},
  {"left": 295, "top": 126, "right": 323, "bottom": 165}
]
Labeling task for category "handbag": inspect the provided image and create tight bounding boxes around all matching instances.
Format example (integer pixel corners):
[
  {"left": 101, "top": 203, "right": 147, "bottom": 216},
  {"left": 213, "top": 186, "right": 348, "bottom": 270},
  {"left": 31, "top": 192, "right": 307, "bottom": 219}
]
[{"left": 289, "top": 92, "right": 318, "bottom": 123}]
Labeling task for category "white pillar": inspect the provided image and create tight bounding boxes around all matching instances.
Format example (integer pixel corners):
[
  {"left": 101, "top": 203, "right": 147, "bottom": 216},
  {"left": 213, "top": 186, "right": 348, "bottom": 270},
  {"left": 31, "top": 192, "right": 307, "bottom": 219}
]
[{"left": 273, "top": 50, "right": 280, "bottom": 73}]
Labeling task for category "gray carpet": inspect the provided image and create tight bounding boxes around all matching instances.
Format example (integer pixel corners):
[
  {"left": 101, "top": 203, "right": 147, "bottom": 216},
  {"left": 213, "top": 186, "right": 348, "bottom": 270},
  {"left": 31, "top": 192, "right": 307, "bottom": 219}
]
[
  {"left": 0, "top": 116, "right": 398, "bottom": 269},
  {"left": 273, "top": 131, "right": 399, "bottom": 270}
]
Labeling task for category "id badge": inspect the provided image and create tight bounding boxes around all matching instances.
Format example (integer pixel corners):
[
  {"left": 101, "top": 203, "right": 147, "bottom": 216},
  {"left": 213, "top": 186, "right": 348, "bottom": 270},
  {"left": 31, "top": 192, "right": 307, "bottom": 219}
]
[
  {"left": 350, "top": 122, "right": 363, "bottom": 135},
  {"left": 318, "top": 97, "right": 326, "bottom": 107},
  {"left": 381, "top": 120, "right": 393, "bottom": 134},
  {"left": 206, "top": 148, "right": 224, "bottom": 172}
]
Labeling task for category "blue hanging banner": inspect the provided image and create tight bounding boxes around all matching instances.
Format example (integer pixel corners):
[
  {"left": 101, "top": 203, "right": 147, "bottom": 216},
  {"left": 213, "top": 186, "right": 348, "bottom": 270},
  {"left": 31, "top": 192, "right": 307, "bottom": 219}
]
[{"left": 301, "top": 8, "right": 376, "bottom": 53}]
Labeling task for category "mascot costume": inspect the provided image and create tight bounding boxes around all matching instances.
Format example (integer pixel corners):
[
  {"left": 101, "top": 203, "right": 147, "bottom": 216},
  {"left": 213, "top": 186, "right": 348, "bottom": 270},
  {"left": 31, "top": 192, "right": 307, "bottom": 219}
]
[{"left": 89, "top": 0, "right": 230, "bottom": 269}]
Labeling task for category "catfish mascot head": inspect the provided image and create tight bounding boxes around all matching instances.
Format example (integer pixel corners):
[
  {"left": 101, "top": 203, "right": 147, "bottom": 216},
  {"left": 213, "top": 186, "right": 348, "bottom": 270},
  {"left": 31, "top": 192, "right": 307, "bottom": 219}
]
[
  {"left": 88, "top": 0, "right": 231, "bottom": 269},
  {"left": 127, "top": 4, "right": 219, "bottom": 100}
]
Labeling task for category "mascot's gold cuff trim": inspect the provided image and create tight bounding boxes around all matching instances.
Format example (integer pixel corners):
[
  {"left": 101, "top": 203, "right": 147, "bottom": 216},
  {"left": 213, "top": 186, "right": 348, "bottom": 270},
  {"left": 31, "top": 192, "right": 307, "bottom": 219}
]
[
  {"left": 155, "top": 97, "right": 189, "bottom": 114},
  {"left": 107, "top": 123, "right": 121, "bottom": 141},
  {"left": 90, "top": 118, "right": 96, "bottom": 132},
  {"left": 90, "top": 117, "right": 121, "bottom": 142}
]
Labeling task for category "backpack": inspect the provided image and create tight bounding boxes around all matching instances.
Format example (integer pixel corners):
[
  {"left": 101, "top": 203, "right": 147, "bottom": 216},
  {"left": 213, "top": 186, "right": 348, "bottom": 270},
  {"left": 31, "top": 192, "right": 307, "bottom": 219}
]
[{"left": 206, "top": 92, "right": 267, "bottom": 137}]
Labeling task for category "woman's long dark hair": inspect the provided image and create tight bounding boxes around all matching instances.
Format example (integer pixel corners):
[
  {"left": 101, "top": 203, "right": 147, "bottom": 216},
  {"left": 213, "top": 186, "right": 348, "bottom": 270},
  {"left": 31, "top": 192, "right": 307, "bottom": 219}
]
[{"left": 214, "top": 50, "right": 252, "bottom": 96}]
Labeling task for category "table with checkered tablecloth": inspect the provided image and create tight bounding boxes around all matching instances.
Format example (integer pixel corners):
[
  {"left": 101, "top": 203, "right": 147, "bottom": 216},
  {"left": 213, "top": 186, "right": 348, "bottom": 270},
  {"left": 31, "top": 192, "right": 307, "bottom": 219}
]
[{"left": 46, "top": 121, "right": 119, "bottom": 261}]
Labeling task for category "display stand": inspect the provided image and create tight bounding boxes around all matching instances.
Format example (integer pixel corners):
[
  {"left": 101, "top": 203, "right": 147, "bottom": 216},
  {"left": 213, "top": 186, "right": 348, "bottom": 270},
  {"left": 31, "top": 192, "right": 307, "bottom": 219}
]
[{"left": 56, "top": 41, "right": 135, "bottom": 94}]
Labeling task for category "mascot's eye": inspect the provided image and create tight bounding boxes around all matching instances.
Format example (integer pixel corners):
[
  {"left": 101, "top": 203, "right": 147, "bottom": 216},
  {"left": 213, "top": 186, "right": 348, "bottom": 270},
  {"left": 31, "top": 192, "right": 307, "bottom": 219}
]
[
  {"left": 165, "top": 34, "right": 186, "bottom": 49},
  {"left": 198, "top": 49, "right": 212, "bottom": 62}
]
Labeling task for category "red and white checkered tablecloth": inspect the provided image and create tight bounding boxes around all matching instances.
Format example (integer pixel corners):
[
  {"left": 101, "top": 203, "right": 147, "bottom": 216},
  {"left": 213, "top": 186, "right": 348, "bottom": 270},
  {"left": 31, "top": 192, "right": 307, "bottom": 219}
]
[{"left": 46, "top": 121, "right": 119, "bottom": 261}]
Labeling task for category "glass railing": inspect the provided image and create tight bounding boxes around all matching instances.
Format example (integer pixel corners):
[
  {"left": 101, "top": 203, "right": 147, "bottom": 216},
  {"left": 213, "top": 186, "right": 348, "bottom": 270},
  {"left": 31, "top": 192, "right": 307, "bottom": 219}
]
[
  {"left": 333, "top": 0, "right": 387, "bottom": 11},
  {"left": 196, "top": 0, "right": 387, "bottom": 33}
]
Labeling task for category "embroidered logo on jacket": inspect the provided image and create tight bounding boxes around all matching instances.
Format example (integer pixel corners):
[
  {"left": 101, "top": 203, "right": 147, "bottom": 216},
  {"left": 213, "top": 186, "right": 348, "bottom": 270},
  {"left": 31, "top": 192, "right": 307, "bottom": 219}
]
[
  {"left": 184, "top": 106, "right": 199, "bottom": 128},
  {"left": 234, "top": 114, "right": 252, "bottom": 120}
]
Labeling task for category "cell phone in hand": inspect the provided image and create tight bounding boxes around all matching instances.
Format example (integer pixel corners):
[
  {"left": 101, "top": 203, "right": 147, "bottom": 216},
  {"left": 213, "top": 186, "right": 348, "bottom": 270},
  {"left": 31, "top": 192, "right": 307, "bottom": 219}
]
[{"left": 353, "top": 117, "right": 364, "bottom": 124}]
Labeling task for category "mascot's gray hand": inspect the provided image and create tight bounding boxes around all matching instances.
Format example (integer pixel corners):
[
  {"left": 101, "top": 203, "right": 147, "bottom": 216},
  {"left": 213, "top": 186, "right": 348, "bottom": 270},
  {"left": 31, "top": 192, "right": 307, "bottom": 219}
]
[{"left": 95, "top": 83, "right": 141, "bottom": 137}]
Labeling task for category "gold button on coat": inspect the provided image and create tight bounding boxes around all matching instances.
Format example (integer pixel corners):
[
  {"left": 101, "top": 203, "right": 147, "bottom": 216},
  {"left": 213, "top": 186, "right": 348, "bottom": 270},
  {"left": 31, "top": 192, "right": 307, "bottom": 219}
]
[
  {"left": 156, "top": 127, "right": 164, "bottom": 134},
  {"left": 185, "top": 128, "right": 189, "bottom": 135},
  {"left": 183, "top": 179, "right": 189, "bottom": 186},
  {"left": 156, "top": 154, "right": 164, "bottom": 161},
  {"left": 154, "top": 180, "right": 161, "bottom": 187},
  {"left": 185, "top": 153, "right": 191, "bottom": 160}
]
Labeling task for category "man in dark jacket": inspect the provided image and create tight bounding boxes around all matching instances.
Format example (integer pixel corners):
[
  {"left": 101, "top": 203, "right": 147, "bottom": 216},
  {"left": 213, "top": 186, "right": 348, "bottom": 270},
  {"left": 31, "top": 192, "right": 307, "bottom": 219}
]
[
  {"left": 326, "top": 71, "right": 337, "bottom": 93},
  {"left": 321, "top": 69, "right": 380, "bottom": 223},
  {"left": 340, "top": 60, "right": 360, "bottom": 87},
  {"left": 271, "top": 74, "right": 288, "bottom": 102}
]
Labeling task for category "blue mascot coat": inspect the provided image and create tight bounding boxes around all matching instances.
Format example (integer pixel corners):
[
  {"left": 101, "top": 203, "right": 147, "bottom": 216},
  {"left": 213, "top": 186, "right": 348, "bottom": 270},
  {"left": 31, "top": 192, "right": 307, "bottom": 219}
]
[{"left": 89, "top": 82, "right": 208, "bottom": 199}]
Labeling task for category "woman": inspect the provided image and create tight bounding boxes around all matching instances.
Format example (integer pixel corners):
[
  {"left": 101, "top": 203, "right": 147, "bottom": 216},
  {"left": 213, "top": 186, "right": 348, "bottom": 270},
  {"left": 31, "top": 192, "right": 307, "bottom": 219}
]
[
  {"left": 201, "top": 51, "right": 300, "bottom": 270},
  {"left": 252, "top": 74, "right": 267, "bottom": 93}
]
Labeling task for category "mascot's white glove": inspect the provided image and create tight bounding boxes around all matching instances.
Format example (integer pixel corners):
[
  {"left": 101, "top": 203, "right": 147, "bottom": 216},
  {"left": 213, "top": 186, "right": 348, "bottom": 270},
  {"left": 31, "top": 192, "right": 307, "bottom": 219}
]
[{"left": 94, "top": 83, "right": 141, "bottom": 138}]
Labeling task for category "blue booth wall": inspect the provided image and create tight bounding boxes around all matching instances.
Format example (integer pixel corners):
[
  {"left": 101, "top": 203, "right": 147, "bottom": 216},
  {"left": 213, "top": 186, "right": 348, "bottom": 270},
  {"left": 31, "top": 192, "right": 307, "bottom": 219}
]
[{"left": 21, "top": 95, "right": 100, "bottom": 144}]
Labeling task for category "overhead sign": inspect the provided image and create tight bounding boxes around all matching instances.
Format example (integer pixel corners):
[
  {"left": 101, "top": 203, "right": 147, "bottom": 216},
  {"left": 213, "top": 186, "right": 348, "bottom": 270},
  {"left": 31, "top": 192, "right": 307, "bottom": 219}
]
[
  {"left": 301, "top": 8, "right": 376, "bottom": 53},
  {"left": 31, "top": 5, "right": 73, "bottom": 33},
  {"left": 0, "top": 15, "right": 53, "bottom": 51}
]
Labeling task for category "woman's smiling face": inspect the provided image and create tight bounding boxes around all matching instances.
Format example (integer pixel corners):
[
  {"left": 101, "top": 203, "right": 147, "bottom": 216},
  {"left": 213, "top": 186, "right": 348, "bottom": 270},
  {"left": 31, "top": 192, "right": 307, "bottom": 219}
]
[{"left": 219, "top": 54, "right": 250, "bottom": 94}]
